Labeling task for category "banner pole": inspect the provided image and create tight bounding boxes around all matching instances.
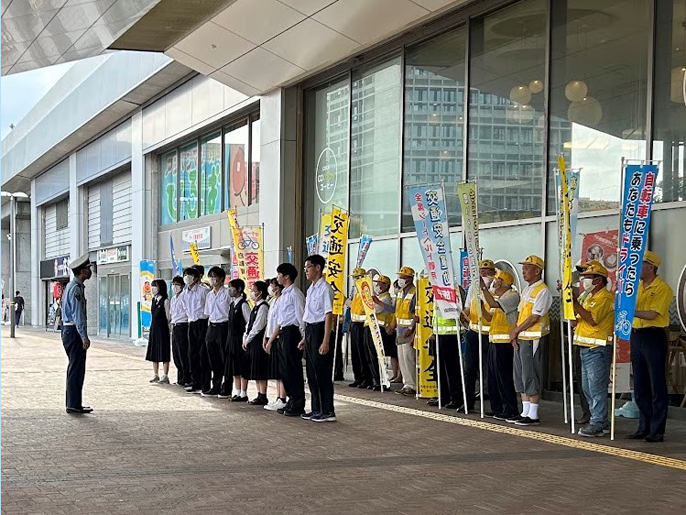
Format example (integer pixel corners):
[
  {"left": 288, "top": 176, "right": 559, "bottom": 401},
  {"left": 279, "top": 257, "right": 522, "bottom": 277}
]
[
  {"left": 333, "top": 315, "right": 341, "bottom": 382},
  {"left": 567, "top": 320, "right": 575, "bottom": 434},
  {"left": 477, "top": 318, "right": 484, "bottom": 418},
  {"left": 610, "top": 334, "right": 618, "bottom": 440},
  {"left": 560, "top": 305, "right": 569, "bottom": 424},
  {"left": 456, "top": 324, "right": 468, "bottom": 414},
  {"left": 435, "top": 315, "right": 442, "bottom": 409}
]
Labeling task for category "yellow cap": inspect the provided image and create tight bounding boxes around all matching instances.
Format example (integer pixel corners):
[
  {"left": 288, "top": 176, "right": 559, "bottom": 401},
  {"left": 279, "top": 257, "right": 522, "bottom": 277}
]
[
  {"left": 397, "top": 266, "right": 415, "bottom": 277},
  {"left": 519, "top": 255, "right": 544, "bottom": 270},
  {"left": 479, "top": 259, "right": 496, "bottom": 270},
  {"left": 374, "top": 275, "right": 391, "bottom": 286},
  {"left": 495, "top": 269, "right": 515, "bottom": 286},
  {"left": 350, "top": 267, "right": 366, "bottom": 277},
  {"left": 576, "top": 260, "right": 608, "bottom": 278},
  {"left": 643, "top": 250, "right": 661, "bottom": 268}
]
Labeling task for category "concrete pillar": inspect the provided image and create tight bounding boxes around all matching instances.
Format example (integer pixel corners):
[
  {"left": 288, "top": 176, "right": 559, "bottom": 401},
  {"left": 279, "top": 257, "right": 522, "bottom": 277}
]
[
  {"left": 30, "top": 181, "right": 41, "bottom": 326},
  {"left": 130, "top": 109, "right": 146, "bottom": 339}
]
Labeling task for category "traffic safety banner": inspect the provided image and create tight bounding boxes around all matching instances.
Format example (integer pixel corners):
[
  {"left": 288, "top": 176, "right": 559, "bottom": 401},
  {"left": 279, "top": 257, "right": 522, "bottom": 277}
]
[{"left": 354, "top": 274, "right": 390, "bottom": 388}]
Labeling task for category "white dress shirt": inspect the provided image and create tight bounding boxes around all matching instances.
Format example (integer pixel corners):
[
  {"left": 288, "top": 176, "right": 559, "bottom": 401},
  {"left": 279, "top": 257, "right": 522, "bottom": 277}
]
[
  {"left": 170, "top": 291, "right": 188, "bottom": 324},
  {"left": 303, "top": 278, "right": 334, "bottom": 324},
  {"left": 277, "top": 284, "right": 306, "bottom": 336},
  {"left": 204, "top": 286, "right": 231, "bottom": 323},
  {"left": 244, "top": 299, "right": 269, "bottom": 343},
  {"left": 520, "top": 279, "right": 553, "bottom": 316},
  {"left": 185, "top": 282, "right": 209, "bottom": 322},
  {"left": 266, "top": 295, "right": 281, "bottom": 338}
]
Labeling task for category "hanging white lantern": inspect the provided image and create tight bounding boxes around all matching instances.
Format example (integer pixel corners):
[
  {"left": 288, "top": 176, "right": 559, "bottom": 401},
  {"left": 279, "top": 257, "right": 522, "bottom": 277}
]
[
  {"left": 568, "top": 96, "right": 602, "bottom": 126},
  {"left": 565, "top": 80, "right": 588, "bottom": 102},
  {"left": 509, "top": 85, "right": 532, "bottom": 105},
  {"left": 507, "top": 104, "right": 534, "bottom": 124},
  {"left": 529, "top": 80, "right": 544, "bottom": 94}
]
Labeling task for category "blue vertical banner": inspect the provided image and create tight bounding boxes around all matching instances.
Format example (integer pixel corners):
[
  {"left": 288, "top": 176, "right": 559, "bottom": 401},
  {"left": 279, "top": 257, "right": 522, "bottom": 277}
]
[
  {"left": 169, "top": 235, "right": 182, "bottom": 277},
  {"left": 306, "top": 233, "right": 319, "bottom": 256},
  {"left": 459, "top": 250, "right": 470, "bottom": 291},
  {"left": 140, "top": 259, "right": 156, "bottom": 332},
  {"left": 356, "top": 235, "right": 373, "bottom": 268},
  {"left": 614, "top": 164, "right": 658, "bottom": 339}
]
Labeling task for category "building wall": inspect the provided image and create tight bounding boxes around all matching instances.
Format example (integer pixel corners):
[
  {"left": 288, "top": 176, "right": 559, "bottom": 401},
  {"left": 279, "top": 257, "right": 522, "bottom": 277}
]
[{"left": 43, "top": 201, "right": 70, "bottom": 259}]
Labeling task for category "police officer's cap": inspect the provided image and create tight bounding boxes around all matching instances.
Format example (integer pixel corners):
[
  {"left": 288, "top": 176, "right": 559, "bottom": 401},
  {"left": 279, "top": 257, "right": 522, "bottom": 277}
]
[{"left": 70, "top": 253, "right": 91, "bottom": 272}]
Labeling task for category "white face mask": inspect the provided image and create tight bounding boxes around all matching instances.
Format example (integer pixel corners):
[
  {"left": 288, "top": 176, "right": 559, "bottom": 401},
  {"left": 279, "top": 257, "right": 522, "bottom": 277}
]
[
  {"left": 581, "top": 278, "right": 595, "bottom": 291},
  {"left": 249, "top": 291, "right": 258, "bottom": 301},
  {"left": 490, "top": 279, "right": 501, "bottom": 292},
  {"left": 268, "top": 286, "right": 276, "bottom": 297},
  {"left": 228, "top": 287, "right": 238, "bottom": 297},
  {"left": 483, "top": 276, "right": 494, "bottom": 288},
  {"left": 210, "top": 277, "right": 220, "bottom": 287},
  {"left": 373, "top": 284, "right": 383, "bottom": 295},
  {"left": 397, "top": 278, "right": 407, "bottom": 289},
  {"left": 174, "top": 285, "right": 183, "bottom": 294},
  {"left": 152, "top": 286, "right": 159, "bottom": 296},
  {"left": 183, "top": 275, "right": 193, "bottom": 286}
]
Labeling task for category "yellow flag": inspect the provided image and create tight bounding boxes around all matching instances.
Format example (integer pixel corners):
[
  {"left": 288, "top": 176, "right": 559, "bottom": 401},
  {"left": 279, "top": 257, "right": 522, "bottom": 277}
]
[
  {"left": 355, "top": 275, "right": 389, "bottom": 387},
  {"left": 189, "top": 242, "right": 201, "bottom": 265},
  {"left": 326, "top": 206, "right": 349, "bottom": 315},
  {"left": 416, "top": 276, "right": 437, "bottom": 399},
  {"left": 559, "top": 156, "right": 575, "bottom": 320}
]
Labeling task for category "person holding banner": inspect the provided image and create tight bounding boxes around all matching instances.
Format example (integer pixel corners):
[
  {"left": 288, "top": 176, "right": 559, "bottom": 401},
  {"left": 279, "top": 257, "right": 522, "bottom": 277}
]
[
  {"left": 462, "top": 260, "right": 497, "bottom": 412},
  {"left": 348, "top": 268, "right": 374, "bottom": 389},
  {"left": 508, "top": 255, "right": 552, "bottom": 426},
  {"left": 628, "top": 251, "right": 673, "bottom": 442},
  {"left": 480, "top": 270, "right": 519, "bottom": 420},
  {"left": 428, "top": 291, "right": 464, "bottom": 410},
  {"left": 202, "top": 267, "right": 231, "bottom": 397},
  {"left": 571, "top": 261, "right": 614, "bottom": 437},
  {"left": 301, "top": 255, "right": 337, "bottom": 422},
  {"left": 394, "top": 267, "right": 417, "bottom": 396},
  {"left": 226, "top": 279, "right": 251, "bottom": 402},
  {"left": 183, "top": 267, "right": 209, "bottom": 395},
  {"left": 170, "top": 276, "right": 191, "bottom": 387},
  {"left": 372, "top": 275, "right": 397, "bottom": 387}
]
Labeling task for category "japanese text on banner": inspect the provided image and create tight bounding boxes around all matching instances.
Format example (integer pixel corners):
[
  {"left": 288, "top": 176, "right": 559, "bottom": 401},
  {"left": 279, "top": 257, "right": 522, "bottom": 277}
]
[
  {"left": 457, "top": 182, "right": 481, "bottom": 320},
  {"left": 408, "top": 184, "right": 461, "bottom": 319},
  {"left": 227, "top": 209, "right": 264, "bottom": 291},
  {"left": 356, "top": 235, "right": 373, "bottom": 268},
  {"left": 318, "top": 213, "right": 332, "bottom": 263},
  {"left": 326, "top": 206, "right": 349, "bottom": 316},
  {"left": 355, "top": 275, "right": 390, "bottom": 387},
  {"left": 614, "top": 164, "right": 658, "bottom": 339},
  {"left": 189, "top": 242, "right": 201, "bottom": 265},
  {"left": 459, "top": 250, "right": 470, "bottom": 291},
  {"left": 558, "top": 156, "right": 575, "bottom": 321},
  {"left": 416, "top": 276, "right": 437, "bottom": 399},
  {"left": 227, "top": 208, "right": 247, "bottom": 280},
  {"left": 140, "top": 260, "right": 155, "bottom": 331}
]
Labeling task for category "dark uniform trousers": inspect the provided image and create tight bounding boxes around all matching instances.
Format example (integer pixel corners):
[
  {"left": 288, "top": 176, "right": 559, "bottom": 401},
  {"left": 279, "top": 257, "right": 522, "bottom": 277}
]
[
  {"left": 334, "top": 322, "right": 344, "bottom": 381},
  {"left": 363, "top": 326, "right": 381, "bottom": 387},
  {"left": 487, "top": 342, "right": 518, "bottom": 416},
  {"left": 189, "top": 320, "right": 208, "bottom": 390},
  {"left": 172, "top": 322, "right": 190, "bottom": 385},
  {"left": 631, "top": 327, "right": 669, "bottom": 436},
  {"left": 464, "top": 330, "right": 489, "bottom": 410},
  {"left": 350, "top": 321, "right": 372, "bottom": 384},
  {"left": 206, "top": 322, "right": 229, "bottom": 391},
  {"left": 305, "top": 322, "right": 335, "bottom": 415},
  {"left": 437, "top": 334, "right": 464, "bottom": 405},
  {"left": 62, "top": 325, "right": 87, "bottom": 409},
  {"left": 279, "top": 325, "right": 305, "bottom": 413}
]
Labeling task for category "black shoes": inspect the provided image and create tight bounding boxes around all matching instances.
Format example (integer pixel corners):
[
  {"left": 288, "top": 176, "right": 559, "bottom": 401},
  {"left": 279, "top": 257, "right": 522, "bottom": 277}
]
[
  {"left": 427, "top": 398, "right": 439, "bottom": 407},
  {"left": 515, "top": 416, "right": 540, "bottom": 426},
  {"left": 230, "top": 394, "right": 248, "bottom": 402},
  {"left": 357, "top": 382, "right": 371, "bottom": 389},
  {"left": 248, "top": 394, "right": 269, "bottom": 406},
  {"left": 626, "top": 432, "right": 649, "bottom": 440},
  {"left": 348, "top": 381, "right": 361, "bottom": 388},
  {"left": 66, "top": 406, "right": 93, "bottom": 414},
  {"left": 645, "top": 434, "right": 664, "bottom": 443},
  {"left": 444, "top": 401, "right": 459, "bottom": 410}
]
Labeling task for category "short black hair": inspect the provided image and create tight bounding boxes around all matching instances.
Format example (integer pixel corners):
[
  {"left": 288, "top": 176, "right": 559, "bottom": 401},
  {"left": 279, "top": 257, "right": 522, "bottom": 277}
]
[
  {"left": 192, "top": 264, "right": 205, "bottom": 277},
  {"left": 230, "top": 278, "right": 245, "bottom": 293},
  {"left": 15, "top": 291, "right": 20, "bottom": 295},
  {"left": 276, "top": 262, "right": 298, "bottom": 282},
  {"left": 183, "top": 267, "right": 200, "bottom": 279},
  {"left": 208, "top": 266, "right": 226, "bottom": 280},
  {"left": 305, "top": 254, "right": 326, "bottom": 270},
  {"left": 151, "top": 279, "right": 168, "bottom": 300},
  {"left": 171, "top": 276, "right": 184, "bottom": 286},
  {"left": 252, "top": 280, "right": 269, "bottom": 300},
  {"left": 269, "top": 277, "right": 284, "bottom": 292}
]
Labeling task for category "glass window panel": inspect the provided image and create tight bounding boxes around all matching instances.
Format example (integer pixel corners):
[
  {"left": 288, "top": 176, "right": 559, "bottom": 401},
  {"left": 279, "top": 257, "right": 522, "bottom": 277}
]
[
  {"left": 98, "top": 277, "right": 107, "bottom": 335},
  {"left": 305, "top": 79, "right": 350, "bottom": 237},
  {"left": 350, "top": 57, "right": 402, "bottom": 237},
  {"left": 224, "top": 121, "right": 249, "bottom": 209},
  {"left": 179, "top": 142, "right": 199, "bottom": 221},
  {"left": 653, "top": 0, "right": 686, "bottom": 203},
  {"left": 403, "top": 27, "right": 467, "bottom": 232},
  {"left": 160, "top": 151, "right": 177, "bottom": 225},
  {"left": 480, "top": 222, "right": 543, "bottom": 290},
  {"left": 250, "top": 116, "right": 261, "bottom": 206},
  {"left": 400, "top": 232, "right": 463, "bottom": 278},
  {"left": 200, "top": 132, "right": 222, "bottom": 216},
  {"left": 347, "top": 238, "right": 399, "bottom": 293},
  {"left": 120, "top": 275, "right": 130, "bottom": 337},
  {"left": 468, "top": 0, "right": 546, "bottom": 223},
  {"left": 548, "top": 0, "right": 649, "bottom": 213}
]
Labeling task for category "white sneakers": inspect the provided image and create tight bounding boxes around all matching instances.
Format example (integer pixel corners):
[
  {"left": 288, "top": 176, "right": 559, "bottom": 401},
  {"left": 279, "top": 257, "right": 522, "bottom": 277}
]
[{"left": 264, "top": 398, "right": 287, "bottom": 411}]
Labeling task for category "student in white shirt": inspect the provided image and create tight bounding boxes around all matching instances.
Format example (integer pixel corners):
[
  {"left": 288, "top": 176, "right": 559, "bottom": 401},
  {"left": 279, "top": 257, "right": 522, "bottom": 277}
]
[
  {"left": 226, "top": 278, "right": 251, "bottom": 402},
  {"left": 301, "top": 254, "right": 336, "bottom": 423},
  {"left": 183, "top": 267, "right": 209, "bottom": 394},
  {"left": 203, "top": 267, "right": 231, "bottom": 397},
  {"left": 170, "top": 276, "right": 191, "bottom": 387},
  {"left": 243, "top": 281, "right": 271, "bottom": 405},
  {"left": 264, "top": 278, "right": 287, "bottom": 411}
]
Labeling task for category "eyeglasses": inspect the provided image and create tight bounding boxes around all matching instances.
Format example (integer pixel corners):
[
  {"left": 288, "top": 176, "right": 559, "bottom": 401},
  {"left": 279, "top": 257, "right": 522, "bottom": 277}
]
[{"left": 303, "top": 264, "right": 315, "bottom": 270}]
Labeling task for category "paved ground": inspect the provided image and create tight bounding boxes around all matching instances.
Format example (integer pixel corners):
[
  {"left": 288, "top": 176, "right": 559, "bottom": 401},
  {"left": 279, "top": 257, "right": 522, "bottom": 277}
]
[{"left": 2, "top": 328, "right": 686, "bottom": 515}]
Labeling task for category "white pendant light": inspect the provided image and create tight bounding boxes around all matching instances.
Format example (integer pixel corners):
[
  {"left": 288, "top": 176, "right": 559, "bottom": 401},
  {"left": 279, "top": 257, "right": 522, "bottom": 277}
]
[
  {"left": 529, "top": 80, "right": 544, "bottom": 94},
  {"left": 565, "top": 80, "right": 588, "bottom": 102},
  {"left": 509, "top": 85, "right": 532, "bottom": 105},
  {"left": 568, "top": 96, "right": 602, "bottom": 126},
  {"left": 507, "top": 103, "right": 534, "bottom": 124}
]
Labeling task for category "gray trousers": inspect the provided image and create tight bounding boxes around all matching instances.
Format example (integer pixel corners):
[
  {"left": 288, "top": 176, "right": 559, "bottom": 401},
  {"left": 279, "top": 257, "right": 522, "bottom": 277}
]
[{"left": 513, "top": 336, "right": 546, "bottom": 396}]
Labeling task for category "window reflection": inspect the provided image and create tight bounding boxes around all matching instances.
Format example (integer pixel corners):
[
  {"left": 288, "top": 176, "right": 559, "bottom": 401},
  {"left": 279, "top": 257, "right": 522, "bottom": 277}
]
[
  {"left": 160, "top": 151, "right": 177, "bottom": 225},
  {"left": 224, "top": 121, "right": 249, "bottom": 209},
  {"left": 179, "top": 142, "right": 198, "bottom": 221},
  {"left": 200, "top": 132, "right": 222, "bottom": 216},
  {"left": 250, "top": 116, "right": 261, "bottom": 206}
]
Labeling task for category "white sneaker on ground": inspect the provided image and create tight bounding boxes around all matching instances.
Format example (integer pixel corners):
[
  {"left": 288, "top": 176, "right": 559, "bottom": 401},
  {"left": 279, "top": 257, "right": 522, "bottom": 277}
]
[{"left": 264, "top": 398, "right": 287, "bottom": 411}]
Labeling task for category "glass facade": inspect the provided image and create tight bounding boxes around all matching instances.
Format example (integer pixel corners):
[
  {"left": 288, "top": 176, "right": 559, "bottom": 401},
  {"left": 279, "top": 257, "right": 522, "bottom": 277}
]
[
  {"left": 179, "top": 142, "right": 198, "bottom": 221},
  {"left": 224, "top": 120, "right": 249, "bottom": 208},
  {"left": 160, "top": 151, "right": 177, "bottom": 224},
  {"left": 250, "top": 115, "right": 261, "bottom": 206},
  {"left": 200, "top": 132, "right": 222, "bottom": 216}
]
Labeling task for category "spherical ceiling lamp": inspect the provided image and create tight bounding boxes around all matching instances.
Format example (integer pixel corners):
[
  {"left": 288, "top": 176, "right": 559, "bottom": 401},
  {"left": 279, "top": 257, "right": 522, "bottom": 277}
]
[
  {"left": 507, "top": 103, "right": 534, "bottom": 124},
  {"left": 567, "top": 96, "right": 602, "bottom": 126},
  {"left": 509, "top": 85, "right": 532, "bottom": 105},
  {"left": 529, "top": 79, "right": 544, "bottom": 94},
  {"left": 669, "top": 66, "right": 686, "bottom": 104},
  {"left": 565, "top": 80, "right": 588, "bottom": 102}
]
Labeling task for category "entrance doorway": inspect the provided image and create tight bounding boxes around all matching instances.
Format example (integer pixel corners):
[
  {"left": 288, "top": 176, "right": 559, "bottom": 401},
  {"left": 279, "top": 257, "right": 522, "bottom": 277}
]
[{"left": 99, "top": 274, "right": 130, "bottom": 338}]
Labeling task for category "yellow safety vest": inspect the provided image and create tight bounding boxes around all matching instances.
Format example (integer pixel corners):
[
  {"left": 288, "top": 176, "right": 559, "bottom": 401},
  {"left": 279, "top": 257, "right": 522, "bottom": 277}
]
[
  {"left": 468, "top": 289, "right": 490, "bottom": 334},
  {"left": 574, "top": 288, "right": 614, "bottom": 347},
  {"left": 433, "top": 314, "right": 459, "bottom": 335},
  {"left": 395, "top": 286, "right": 416, "bottom": 327},
  {"left": 489, "top": 295, "right": 513, "bottom": 343},
  {"left": 376, "top": 292, "right": 396, "bottom": 331},
  {"left": 351, "top": 292, "right": 366, "bottom": 323},
  {"left": 516, "top": 282, "right": 550, "bottom": 340}
]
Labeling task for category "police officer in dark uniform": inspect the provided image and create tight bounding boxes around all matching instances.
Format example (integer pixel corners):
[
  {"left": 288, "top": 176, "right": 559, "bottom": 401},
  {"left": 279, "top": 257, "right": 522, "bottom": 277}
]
[{"left": 62, "top": 254, "right": 93, "bottom": 414}]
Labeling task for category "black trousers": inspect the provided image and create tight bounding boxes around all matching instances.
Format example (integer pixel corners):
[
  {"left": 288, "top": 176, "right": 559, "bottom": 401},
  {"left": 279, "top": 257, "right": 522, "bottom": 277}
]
[
  {"left": 438, "top": 334, "right": 464, "bottom": 405},
  {"left": 350, "top": 321, "right": 372, "bottom": 384},
  {"left": 487, "top": 343, "right": 518, "bottom": 416},
  {"left": 631, "top": 327, "right": 669, "bottom": 436},
  {"left": 188, "top": 320, "right": 208, "bottom": 390},
  {"left": 206, "top": 322, "right": 228, "bottom": 392},
  {"left": 15, "top": 309, "right": 22, "bottom": 326},
  {"left": 62, "top": 325, "right": 87, "bottom": 409},
  {"left": 363, "top": 326, "right": 381, "bottom": 386},
  {"left": 305, "top": 322, "right": 335, "bottom": 415},
  {"left": 172, "top": 323, "right": 190, "bottom": 385},
  {"left": 464, "top": 330, "right": 489, "bottom": 410},
  {"left": 279, "top": 325, "right": 305, "bottom": 413},
  {"left": 334, "top": 322, "right": 344, "bottom": 380}
]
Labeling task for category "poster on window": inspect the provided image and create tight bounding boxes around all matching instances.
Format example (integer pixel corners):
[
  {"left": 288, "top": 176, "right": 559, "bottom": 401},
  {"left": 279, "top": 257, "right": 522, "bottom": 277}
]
[
  {"left": 201, "top": 140, "right": 222, "bottom": 215},
  {"left": 180, "top": 144, "right": 198, "bottom": 220},
  {"left": 161, "top": 152, "right": 177, "bottom": 224},
  {"left": 581, "top": 230, "right": 619, "bottom": 288},
  {"left": 228, "top": 144, "right": 247, "bottom": 207},
  {"left": 140, "top": 260, "right": 155, "bottom": 331}
]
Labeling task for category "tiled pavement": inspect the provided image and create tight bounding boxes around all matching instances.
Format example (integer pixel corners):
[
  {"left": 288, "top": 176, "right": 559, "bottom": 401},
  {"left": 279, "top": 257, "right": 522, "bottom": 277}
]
[{"left": 2, "top": 328, "right": 686, "bottom": 515}]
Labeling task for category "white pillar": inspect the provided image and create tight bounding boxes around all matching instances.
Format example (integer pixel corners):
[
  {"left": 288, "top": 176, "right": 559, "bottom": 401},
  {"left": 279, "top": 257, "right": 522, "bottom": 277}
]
[
  {"left": 130, "top": 109, "right": 145, "bottom": 339},
  {"left": 68, "top": 153, "right": 81, "bottom": 260},
  {"left": 30, "top": 181, "right": 41, "bottom": 326}
]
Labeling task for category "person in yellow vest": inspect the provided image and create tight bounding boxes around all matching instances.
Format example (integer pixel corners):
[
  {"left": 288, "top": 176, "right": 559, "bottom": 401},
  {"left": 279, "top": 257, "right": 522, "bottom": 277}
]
[
  {"left": 461, "top": 259, "right": 497, "bottom": 412},
  {"left": 348, "top": 267, "right": 373, "bottom": 389},
  {"left": 627, "top": 251, "right": 673, "bottom": 443},
  {"left": 363, "top": 275, "right": 395, "bottom": 391},
  {"left": 394, "top": 266, "right": 417, "bottom": 396},
  {"left": 480, "top": 269, "right": 520, "bottom": 420},
  {"left": 572, "top": 261, "right": 615, "bottom": 437},
  {"left": 508, "top": 255, "right": 552, "bottom": 426}
]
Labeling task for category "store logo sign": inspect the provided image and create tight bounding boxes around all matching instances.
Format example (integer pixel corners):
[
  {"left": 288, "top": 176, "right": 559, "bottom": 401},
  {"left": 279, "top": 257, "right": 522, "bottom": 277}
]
[
  {"left": 182, "top": 226, "right": 211, "bottom": 251},
  {"left": 315, "top": 147, "right": 337, "bottom": 205}
]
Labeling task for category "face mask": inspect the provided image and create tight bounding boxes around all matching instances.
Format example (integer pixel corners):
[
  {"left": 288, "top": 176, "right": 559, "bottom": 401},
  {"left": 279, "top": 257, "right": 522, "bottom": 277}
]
[
  {"left": 249, "top": 291, "right": 258, "bottom": 301},
  {"left": 373, "top": 284, "right": 383, "bottom": 295},
  {"left": 183, "top": 275, "right": 193, "bottom": 286},
  {"left": 152, "top": 286, "right": 159, "bottom": 296},
  {"left": 174, "top": 285, "right": 182, "bottom": 294},
  {"left": 397, "top": 278, "right": 407, "bottom": 289},
  {"left": 227, "top": 287, "right": 237, "bottom": 297},
  {"left": 268, "top": 286, "right": 276, "bottom": 297},
  {"left": 581, "top": 278, "right": 594, "bottom": 291},
  {"left": 483, "top": 276, "right": 494, "bottom": 287},
  {"left": 490, "top": 279, "right": 501, "bottom": 291}
]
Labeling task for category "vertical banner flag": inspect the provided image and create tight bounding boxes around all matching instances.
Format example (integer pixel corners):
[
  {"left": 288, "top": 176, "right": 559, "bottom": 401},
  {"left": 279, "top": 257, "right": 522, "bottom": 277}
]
[
  {"left": 189, "top": 242, "right": 201, "bottom": 265},
  {"left": 140, "top": 260, "right": 155, "bottom": 332},
  {"left": 355, "top": 275, "right": 390, "bottom": 387},
  {"left": 228, "top": 208, "right": 247, "bottom": 281},
  {"left": 356, "top": 235, "right": 373, "bottom": 268},
  {"left": 459, "top": 250, "right": 470, "bottom": 291},
  {"left": 558, "top": 156, "right": 575, "bottom": 320},
  {"left": 326, "top": 206, "right": 349, "bottom": 315},
  {"left": 614, "top": 164, "right": 658, "bottom": 340},
  {"left": 227, "top": 208, "right": 264, "bottom": 289},
  {"left": 457, "top": 182, "right": 481, "bottom": 320},
  {"left": 408, "top": 184, "right": 461, "bottom": 319},
  {"left": 416, "top": 276, "right": 438, "bottom": 399},
  {"left": 306, "top": 233, "right": 319, "bottom": 256},
  {"left": 169, "top": 235, "right": 182, "bottom": 276},
  {"left": 318, "top": 212, "right": 332, "bottom": 262}
]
